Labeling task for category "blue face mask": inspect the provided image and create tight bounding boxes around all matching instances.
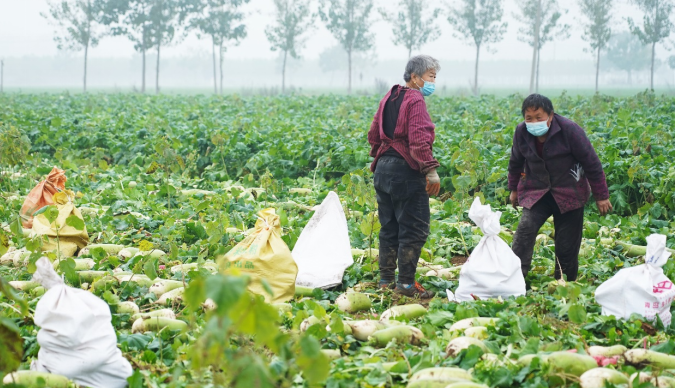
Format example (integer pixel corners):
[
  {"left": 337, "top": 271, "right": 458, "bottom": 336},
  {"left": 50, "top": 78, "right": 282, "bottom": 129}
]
[
  {"left": 525, "top": 119, "right": 550, "bottom": 137},
  {"left": 415, "top": 79, "right": 436, "bottom": 96}
]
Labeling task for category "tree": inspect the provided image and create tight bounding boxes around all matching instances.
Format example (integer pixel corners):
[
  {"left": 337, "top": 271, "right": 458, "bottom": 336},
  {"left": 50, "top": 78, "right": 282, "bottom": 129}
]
[
  {"left": 106, "top": 0, "right": 156, "bottom": 93},
  {"left": 319, "top": 0, "right": 374, "bottom": 94},
  {"left": 516, "top": 0, "right": 570, "bottom": 93},
  {"left": 603, "top": 31, "right": 650, "bottom": 85},
  {"left": 669, "top": 55, "right": 675, "bottom": 85},
  {"left": 578, "top": 0, "right": 613, "bottom": 92},
  {"left": 148, "top": 0, "right": 183, "bottom": 94},
  {"left": 189, "top": 0, "right": 248, "bottom": 95},
  {"left": 447, "top": 0, "right": 507, "bottom": 96},
  {"left": 43, "top": 0, "right": 106, "bottom": 92},
  {"left": 627, "top": 0, "right": 674, "bottom": 90},
  {"left": 380, "top": 0, "right": 441, "bottom": 59},
  {"left": 265, "top": 0, "right": 313, "bottom": 93}
]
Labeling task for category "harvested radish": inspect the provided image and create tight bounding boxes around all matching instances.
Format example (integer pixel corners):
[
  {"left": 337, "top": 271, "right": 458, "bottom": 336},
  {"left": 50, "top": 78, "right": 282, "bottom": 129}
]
[
  {"left": 132, "top": 317, "right": 187, "bottom": 333},
  {"left": 335, "top": 292, "right": 371, "bottom": 313},
  {"left": 625, "top": 349, "right": 675, "bottom": 369},
  {"left": 409, "top": 367, "right": 473, "bottom": 384},
  {"left": 446, "top": 337, "right": 488, "bottom": 357},
  {"left": 449, "top": 317, "right": 499, "bottom": 332},
  {"left": 579, "top": 368, "right": 629, "bottom": 388},
  {"left": 155, "top": 287, "right": 185, "bottom": 305},
  {"left": 588, "top": 345, "right": 627, "bottom": 358},
  {"left": 464, "top": 326, "right": 488, "bottom": 340},
  {"left": 149, "top": 279, "right": 184, "bottom": 297},
  {"left": 345, "top": 320, "right": 387, "bottom": 341},
  {"left": 368, "top": 325, "right": 424, "bottom": 347},
  {"left": 131, "top": 309, "right": 176, "bottom": 321},
  {"left": 2, "top": 371, "right": 72, "bottom": 387},
  {"left": 8, "top": 280, "right": 40, "bottom": 291},
  {"left": 379, "top": 304, "right": 426, "bottom": 321},
  {"left": 116, "top": 301, "right": 140, "bottom": 315}
]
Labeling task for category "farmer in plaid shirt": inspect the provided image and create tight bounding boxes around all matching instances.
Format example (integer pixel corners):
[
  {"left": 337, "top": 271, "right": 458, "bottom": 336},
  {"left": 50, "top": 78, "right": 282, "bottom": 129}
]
[{"left": 368, "top": 55, "right": 441, "bottom": 299}]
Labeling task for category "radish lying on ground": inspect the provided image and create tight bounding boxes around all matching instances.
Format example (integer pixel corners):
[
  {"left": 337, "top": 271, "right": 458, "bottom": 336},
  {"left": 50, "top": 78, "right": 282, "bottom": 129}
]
[
  {"left": 408, "top": 367, "right": 473, "bottom": 386},
  {"left": 587, "top": 345, "right": 627, "bottom": 358},
  {"left": 368, "top": 325, "right": 424, "bottom": 347},
  {"left": 132, "top": 317, "right": 187, "bottom": 333},
  {"left": 149, "top": 279, "right": 184, "bottom": 297},
  {"left": 116, "top": 301, "right": 140, "bottom": 315},
  {"left": 629, "top": 371, "right": 675, "bottom": 388},
  {"left": 379, "top": 304, "right": 426, "bottom": 321},
  {"left": 446, "top": 337, "right": 489, "bottom": 357},
  {"left": 625, "top": 349, "right": 675, "bottom": 369},
  {"left": 2, "top": 371, "right": 73, "bottom": 387},
  {"left": 336, "top": 292, "right": 371, "bottom": 313},
  {"left": 449, "top": 317, "right": 499, "bottom": 332},
  {"left": 345, "top": 320, "right": 388, "bottom": 341},
  {"left": 78, "top": 243, "right": 125, "bottom": 257},
  {"left": 579, "top": 368, "right": 629, "bottom": 388},
  {"left": 131, "top": 308, "right": 176, "bottom": 321},
  {"left": 155, "top": 287, "right": 184, "bottom": 305}
]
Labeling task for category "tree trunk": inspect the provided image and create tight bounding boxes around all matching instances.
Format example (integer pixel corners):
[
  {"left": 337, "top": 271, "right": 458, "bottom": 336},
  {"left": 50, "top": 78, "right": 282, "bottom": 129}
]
[
  {"left": 595, "top": 46, "right": 600, "bottom": 93},
  {"left": 282, "top": 49, "right": 287, "bottom": 94},
  {"left": 0, "top": 59, "right": 3, "bottom": 94},
  {"left": 83, "top": 42, "right": 88, "bottom": 93},
  {"left": 348, "top": 49, "right": 352, "bottom": 94},
  {"left": 473, "top": 44, "right": 480, "bottom": 96},
  {"left": 212, "top": 37, "right": 217, "bottom": 95},
  {"left": 141, "top": 47, "right": 146, "bottom": 93},
  {"left": 219, "top": 44, "right": 224, "bottom": 95},
  {"left": 408, "top": 46, "right": 412, "bottom": 59},
  {"left": 650, "top": 41, "right": 656, "bottom": 90},
  {"left": 156, "top": 41, "right": 161, "bottom": 94},
  {"left": 536, "top": 47, "right": 541, "bottom": 93},
  {"left": 529, "top": 0, "right": 541, "bottom": 94},
  {"left": 627, "top": 69, "right": 632, "bottom": 85}
]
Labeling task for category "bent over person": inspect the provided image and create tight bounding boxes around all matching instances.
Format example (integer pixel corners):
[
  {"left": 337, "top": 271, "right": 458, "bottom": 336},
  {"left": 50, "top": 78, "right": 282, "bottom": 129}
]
[
  {"left": 368, "top": 55, "right": 441, "bottom": 298},
  {"left": 509, "top": 94, "right": 612, "bottom": 282}
]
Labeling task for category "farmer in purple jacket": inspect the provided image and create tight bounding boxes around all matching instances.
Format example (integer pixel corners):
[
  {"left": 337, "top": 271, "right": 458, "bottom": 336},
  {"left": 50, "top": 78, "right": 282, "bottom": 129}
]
[
  {"left": 508, "top": 94, "right": 612, "bottom": 282},
  {"left": 368, "top": 55, "right": 441, "bottom": 298}
]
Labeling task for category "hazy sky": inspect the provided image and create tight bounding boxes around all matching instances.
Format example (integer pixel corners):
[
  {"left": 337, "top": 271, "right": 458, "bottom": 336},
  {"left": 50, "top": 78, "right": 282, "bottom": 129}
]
[{"left": 0, "top": 0, "right": 666, "bottom": 63}]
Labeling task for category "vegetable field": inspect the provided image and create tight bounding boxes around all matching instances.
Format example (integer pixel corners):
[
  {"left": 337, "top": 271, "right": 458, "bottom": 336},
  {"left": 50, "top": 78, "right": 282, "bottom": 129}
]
[{"left": 1, "top": 91, "right": 675, "bottom": 388}]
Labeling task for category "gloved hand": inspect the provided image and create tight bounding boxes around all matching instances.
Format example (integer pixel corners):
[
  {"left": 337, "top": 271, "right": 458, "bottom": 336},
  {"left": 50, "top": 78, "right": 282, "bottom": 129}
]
[{"left": 426, "top": 169, "right": 440, "bottom": 197}]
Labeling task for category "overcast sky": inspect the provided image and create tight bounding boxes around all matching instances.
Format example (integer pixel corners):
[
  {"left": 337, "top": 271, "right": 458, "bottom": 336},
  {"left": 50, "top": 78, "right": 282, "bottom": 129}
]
[{"left": 0, "top": 0, "right": 667, "bottom": 63}]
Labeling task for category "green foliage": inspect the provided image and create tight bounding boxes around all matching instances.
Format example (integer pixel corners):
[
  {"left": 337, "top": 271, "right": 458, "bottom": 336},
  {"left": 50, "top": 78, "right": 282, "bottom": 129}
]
[{"left": 1, "top": 92, "right": 675, "bottom": 387}]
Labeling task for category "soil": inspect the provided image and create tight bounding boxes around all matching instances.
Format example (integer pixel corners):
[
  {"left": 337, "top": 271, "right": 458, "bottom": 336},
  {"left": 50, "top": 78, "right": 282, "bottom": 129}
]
[{"left": 451, "top": 256, "right": 468, "bottom": 266}]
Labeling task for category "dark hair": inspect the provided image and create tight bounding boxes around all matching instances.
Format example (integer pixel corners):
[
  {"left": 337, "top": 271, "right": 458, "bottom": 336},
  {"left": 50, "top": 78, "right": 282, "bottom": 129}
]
[{"left": 521, "top": 94, "right": 554, "bottom": 116}]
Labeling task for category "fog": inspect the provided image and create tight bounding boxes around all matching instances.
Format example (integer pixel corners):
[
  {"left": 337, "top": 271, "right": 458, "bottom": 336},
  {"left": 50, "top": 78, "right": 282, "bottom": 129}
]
[{"left": 0, "top": 0, "right": 673, "bottom": 92}]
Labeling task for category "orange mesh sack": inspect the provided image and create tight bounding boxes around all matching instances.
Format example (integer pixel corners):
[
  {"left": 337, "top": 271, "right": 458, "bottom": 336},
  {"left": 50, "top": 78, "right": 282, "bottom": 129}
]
[{"left": 19, "top": 167, "right": 67, "bottom": 228}]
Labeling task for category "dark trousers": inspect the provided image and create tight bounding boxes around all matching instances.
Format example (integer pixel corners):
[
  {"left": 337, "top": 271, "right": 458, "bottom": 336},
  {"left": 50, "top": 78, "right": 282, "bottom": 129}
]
[
  {"left": 374, "top": 156, "right": 430, "bottom": 285},
  {"left": 512, "top": 192, "right": 584, "bottom": 281}
]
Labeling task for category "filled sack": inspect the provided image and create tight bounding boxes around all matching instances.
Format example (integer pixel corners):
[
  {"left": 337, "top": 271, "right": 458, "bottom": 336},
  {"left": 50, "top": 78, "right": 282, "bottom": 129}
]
[
  {"left": 454, "top": 197, "right": 526, "bottom": 301},
  {"left": 31, "top": 193, "right": 89, "bottom": 257},
  {"left": 30, "top": 257, "right": 133, "bottom": 387},
  {"left": 218, "top": 208, "right": 298, "bottom": 303},
  {"left": 292, "top": 191, "right": 353, "bottom": 289},
  {"left": 19, "top": 167, "right": 66, "bottom": 228},
  {"left": 596, "top": 234, "right": 675, "bottom": 325}
]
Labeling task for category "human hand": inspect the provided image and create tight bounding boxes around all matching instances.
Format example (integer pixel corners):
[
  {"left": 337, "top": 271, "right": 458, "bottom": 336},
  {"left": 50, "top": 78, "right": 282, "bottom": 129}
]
[
  {"left": 426, "top": 169, "right": 440, "bottom": 197},
  {"left": 509, "top": 191, "right": 519, "bottom": 209},
  {"left": 596, "top": 199, "right": 613, "bottom": 216}
]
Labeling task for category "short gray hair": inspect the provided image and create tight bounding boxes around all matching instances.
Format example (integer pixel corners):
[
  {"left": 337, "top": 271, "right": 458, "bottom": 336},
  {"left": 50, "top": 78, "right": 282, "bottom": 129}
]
[{"left": 403, "top": 55, "right": 441, "bottom": 82}]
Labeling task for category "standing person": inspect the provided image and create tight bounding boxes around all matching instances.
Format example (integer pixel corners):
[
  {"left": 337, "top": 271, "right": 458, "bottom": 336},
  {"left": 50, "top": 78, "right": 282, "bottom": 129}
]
[
  {"left": 368, "top": 55, "right": 441, "bottom": 298},
  {"left": 508, "top": 94, "right": 612, "bottom": 282}
]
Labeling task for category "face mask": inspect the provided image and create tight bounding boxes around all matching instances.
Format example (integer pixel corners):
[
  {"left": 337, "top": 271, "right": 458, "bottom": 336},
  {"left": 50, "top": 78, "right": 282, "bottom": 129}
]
[
  {"left": 414, "top": 79, "right": 436, "bottom": 97},
  {"left": 525, "top": 119, "right": 550, "bottom": 136}
]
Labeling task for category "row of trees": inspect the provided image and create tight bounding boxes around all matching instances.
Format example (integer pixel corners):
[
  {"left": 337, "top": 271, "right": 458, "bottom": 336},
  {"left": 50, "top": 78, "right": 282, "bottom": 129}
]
[{"left": 42, "top": 0, "right": 675, "bottom": 94}]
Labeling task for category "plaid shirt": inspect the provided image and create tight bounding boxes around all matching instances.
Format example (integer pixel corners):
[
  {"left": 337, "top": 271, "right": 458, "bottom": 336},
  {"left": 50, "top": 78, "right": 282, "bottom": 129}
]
[
  {"left": 508, "top": 114, "right": 610, "bottom": 214},
  {"left": 368, "top": 85, "right": 440, "bottom": 174}
]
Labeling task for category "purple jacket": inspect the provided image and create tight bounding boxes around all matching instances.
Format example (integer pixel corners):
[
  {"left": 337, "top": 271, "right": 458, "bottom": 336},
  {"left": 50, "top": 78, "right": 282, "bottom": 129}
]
[{"left": 508, "top": 114, "right": 609, "bottom": 214}]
